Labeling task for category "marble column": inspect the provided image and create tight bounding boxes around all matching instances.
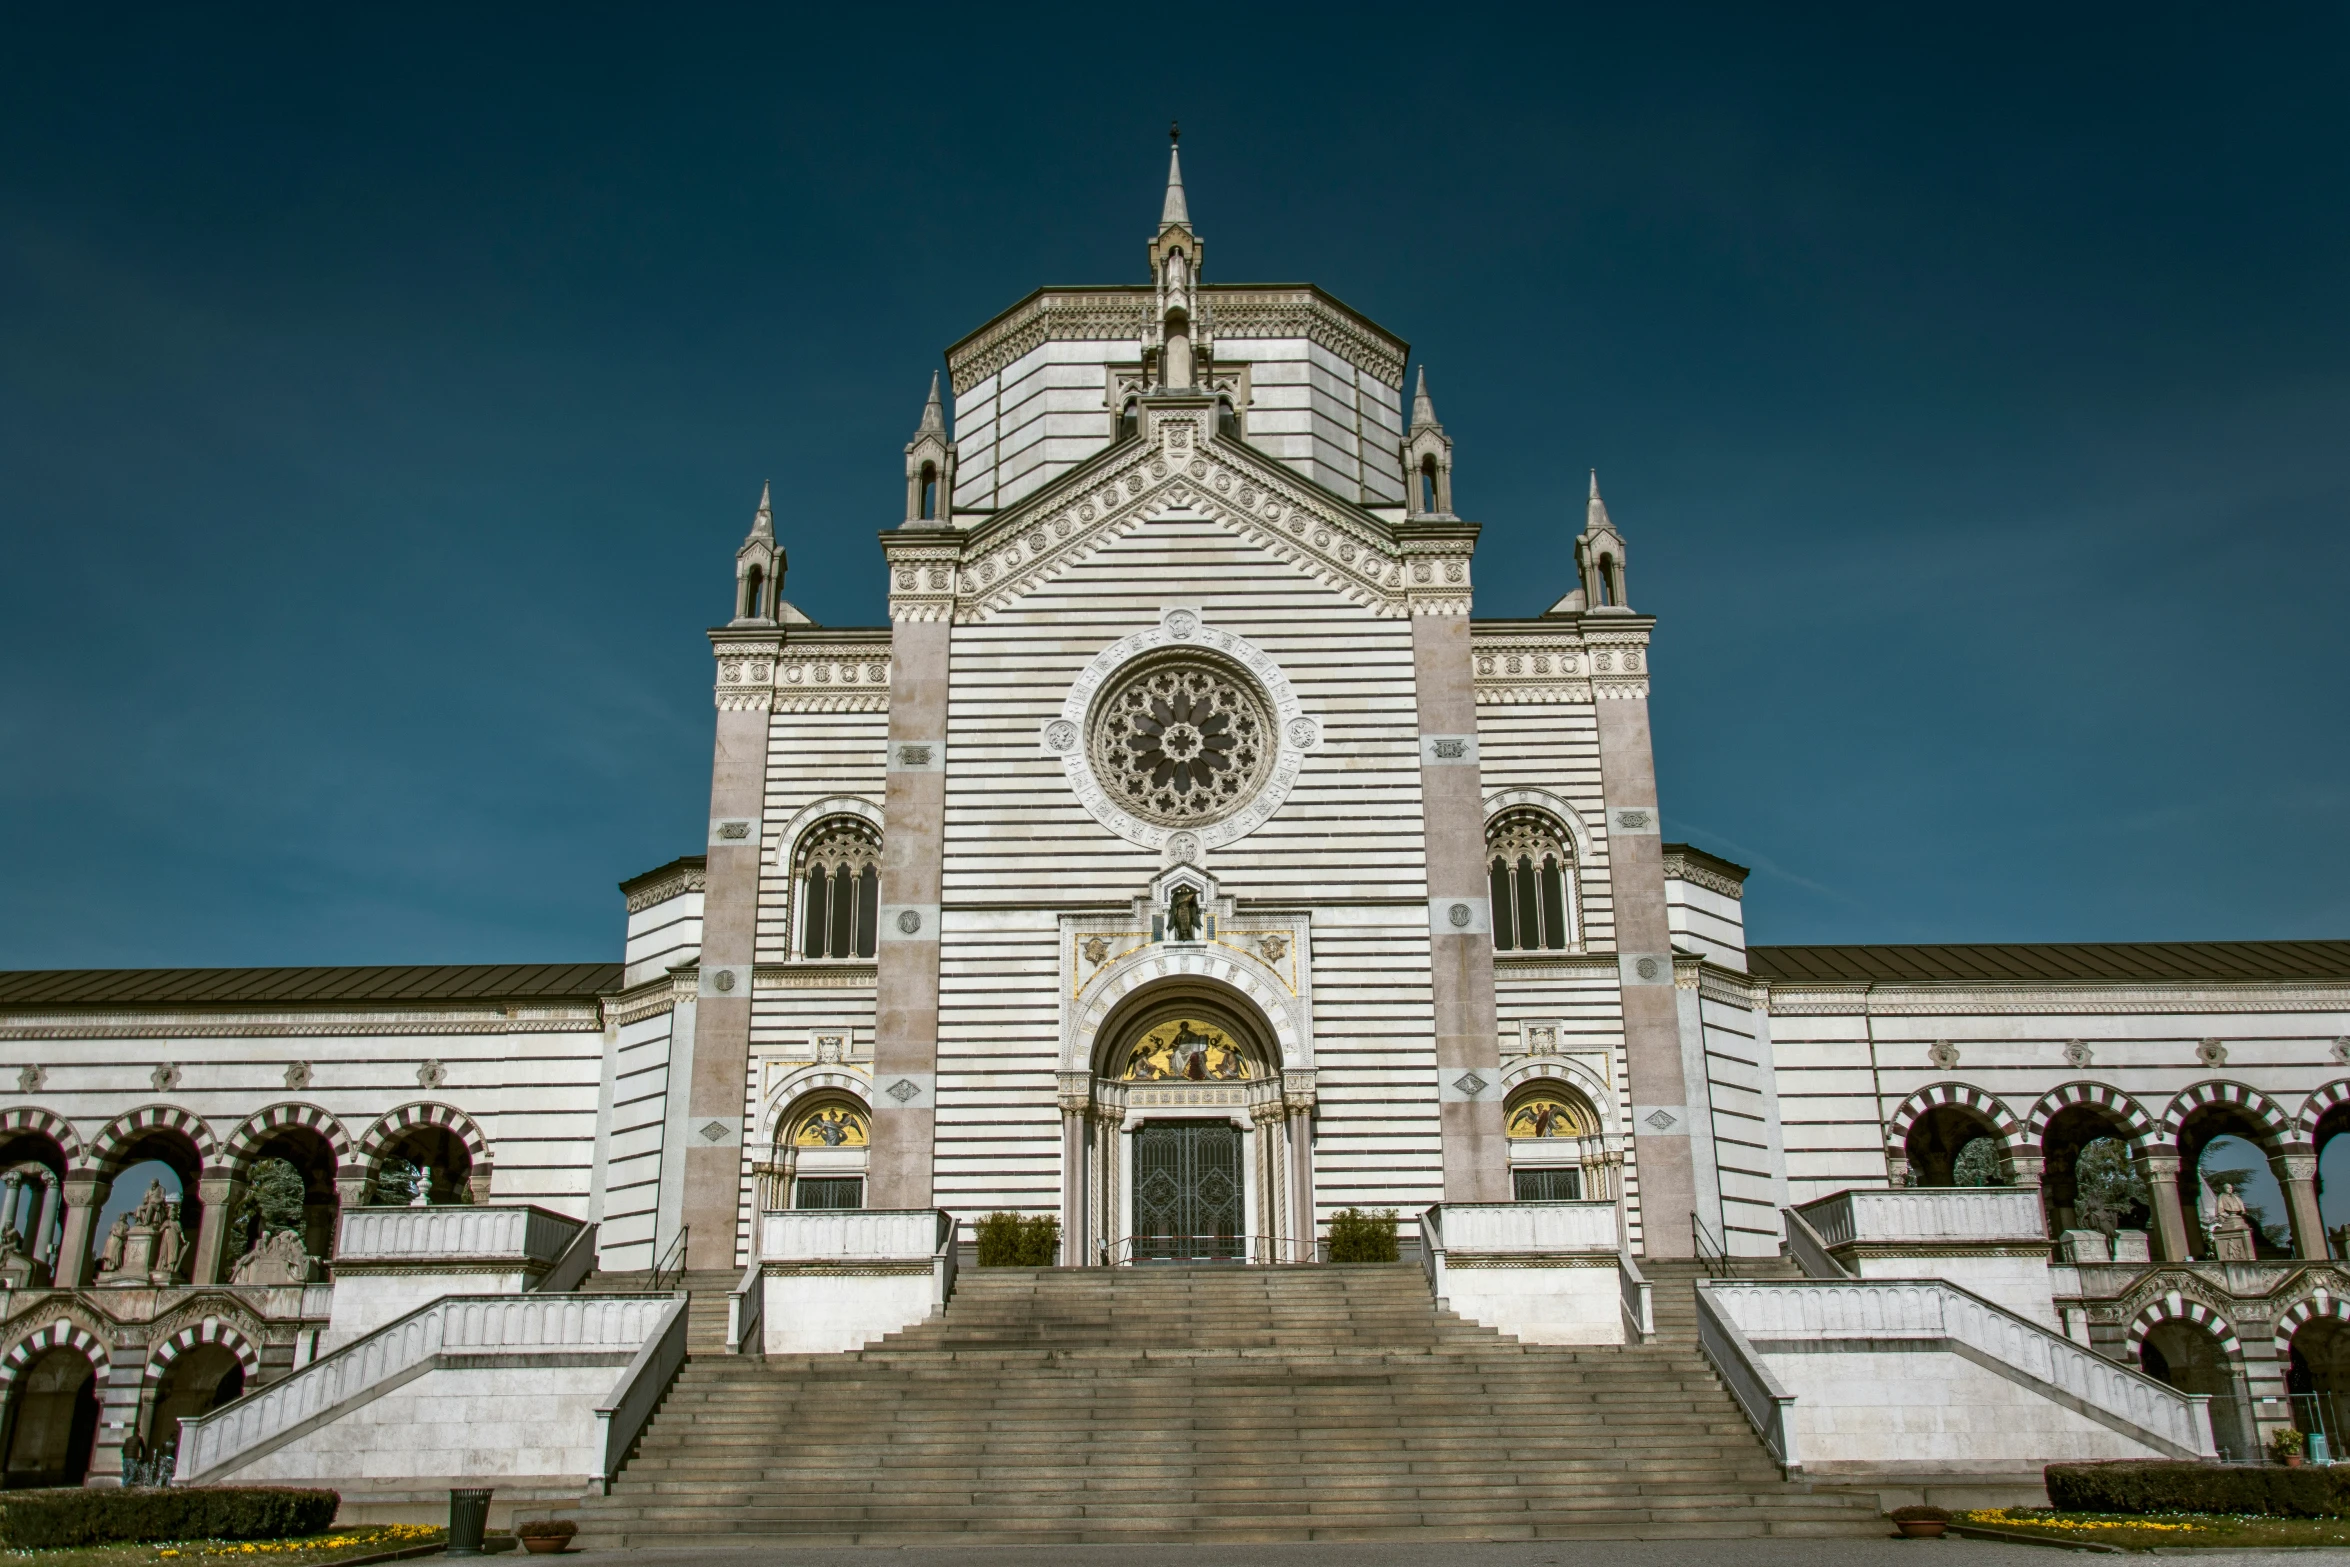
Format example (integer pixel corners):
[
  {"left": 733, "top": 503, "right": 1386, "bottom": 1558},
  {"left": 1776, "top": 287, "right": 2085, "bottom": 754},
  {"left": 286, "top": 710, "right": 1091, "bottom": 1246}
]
[
  {"left": 54, "top": 1171, "right": 111, "bottom": 1287},
  {"left": 192, "top": 1175, "right": 244, "bottom": 1284},
  {"left": 2279, "top": 1148, "right": 2327, "bottom": 1259},
  {"left": 2140, "top": 1150, "right": 2193, "bottom": 1262}
]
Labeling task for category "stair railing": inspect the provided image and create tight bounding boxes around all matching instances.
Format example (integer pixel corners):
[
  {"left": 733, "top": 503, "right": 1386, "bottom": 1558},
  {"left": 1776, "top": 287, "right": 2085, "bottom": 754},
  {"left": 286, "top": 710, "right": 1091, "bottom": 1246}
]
[
  {"left": 727, "top": 1252, "right": 763, "bottom": 1356},
  {"left": 531, "top": 1221, "right": 600, "bottom": 1294},
  {"left": 648, "top": 1224, "right": 688, "bottom": 1293},
  {"left": 1692, "top": 1213, "right": 1732, "bottom": 1279},
  {"left": 593, "top": 1292, "right": 690, "bottom": 1492}
]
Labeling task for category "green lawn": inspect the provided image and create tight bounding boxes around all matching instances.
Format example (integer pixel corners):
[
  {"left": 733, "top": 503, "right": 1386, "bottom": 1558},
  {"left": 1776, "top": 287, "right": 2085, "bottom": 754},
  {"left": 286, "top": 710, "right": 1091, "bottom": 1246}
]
[
  {"left": 0, "top": 1523, "right": 447, "bottom": 1566},
  {"left": 1961, "top": 1507, "right": 2350, "bottom": 1550}
]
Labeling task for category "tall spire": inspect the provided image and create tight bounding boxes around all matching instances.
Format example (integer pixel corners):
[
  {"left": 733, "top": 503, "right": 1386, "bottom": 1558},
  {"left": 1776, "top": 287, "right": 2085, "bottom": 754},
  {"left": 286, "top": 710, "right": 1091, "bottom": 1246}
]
[
  {"left": 1587, "top": 469, "right": 1614, "bottom": 534},
  {"left": 1161, "top": 121, "right": 1189, "bottom": 228},
  {"left": 1410, "top": 366, "right": 1441, "bottom": 433},
  {"left": 916, "top": 370, "right": 946, "bottom": 436},
  {"left": 745, "top": 480, "right": 774, "bottom": 544}
]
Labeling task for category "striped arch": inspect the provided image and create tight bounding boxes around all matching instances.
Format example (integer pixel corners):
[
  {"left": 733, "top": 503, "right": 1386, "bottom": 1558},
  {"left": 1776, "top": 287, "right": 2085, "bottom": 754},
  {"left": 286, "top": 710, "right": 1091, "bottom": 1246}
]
[
  {"left": 88, "top": 1104, "right": 218, "bottom": 1173},
  {"left": 1885, "top": 1082, "right": 2023, "bottom": 1152},
  {"left": 2296, "top": 1081, "right": 2350, "bottom": 1143},
  {"left": 0, "top": 1105, "right": 84, "bottom": 1164},
  {"left": 223, "top": 1103, "right": 353, "bottom": 1173},
  {"left": 2027, "top": 1082, "right": 2158, "bottom": 1149},
  {"left": 0, "top": 1319, "right": 110, "bottom": 1389},
  {"left": 2126, "top": 1292, "right": 2242, "bottom": 1361},
  {"left": 358, "top": 1102, "right": 492, "bottom": 1181},
  {"left": 143, "top": 1318, "right": 262, "bottom": 1387},
  {"left": 2162, "top": 1082, "right": 2294, "bottom": 1146},
  {"left": 2274, "top": 1291, "right": 2350, "bottom": 1357}
]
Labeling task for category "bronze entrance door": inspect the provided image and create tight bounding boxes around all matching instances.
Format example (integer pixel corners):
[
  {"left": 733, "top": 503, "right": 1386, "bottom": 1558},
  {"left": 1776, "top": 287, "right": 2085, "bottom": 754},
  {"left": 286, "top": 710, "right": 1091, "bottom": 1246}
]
[{"left": 1132, "top": 1118, "right": 1243, "bottom": 1261}]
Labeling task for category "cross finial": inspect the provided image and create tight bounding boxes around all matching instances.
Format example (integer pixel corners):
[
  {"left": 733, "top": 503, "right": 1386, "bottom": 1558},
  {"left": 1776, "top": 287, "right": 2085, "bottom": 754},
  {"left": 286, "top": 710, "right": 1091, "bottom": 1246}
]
[{"left": 1170, "top": 120, "right": 1180, "bottom": 145}]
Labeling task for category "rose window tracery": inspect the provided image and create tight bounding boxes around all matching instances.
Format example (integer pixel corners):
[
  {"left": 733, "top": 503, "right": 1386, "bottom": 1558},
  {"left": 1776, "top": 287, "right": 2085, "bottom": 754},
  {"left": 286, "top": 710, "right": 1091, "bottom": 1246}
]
[{"left": 1088, "top": 657, "right": 1271, "bottom": 827}]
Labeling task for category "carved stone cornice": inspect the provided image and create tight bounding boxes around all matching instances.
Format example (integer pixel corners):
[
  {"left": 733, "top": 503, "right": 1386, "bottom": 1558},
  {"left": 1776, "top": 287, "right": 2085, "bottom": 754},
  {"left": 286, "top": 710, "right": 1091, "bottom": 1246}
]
[
  {"left": 621, "top": 860, "right": 705, "bottom": 915},
  {"left": 0, "top": 1006, "right": 604, "bottom": 1042},
  {"left": 943, "top": 285, "right": 1408, "bottom": 397},
  {"left": 755, "top": 962, "right": 878, "bottom": 991},
  {"left": 1662, "top": 846, "right": 1747, "bottom": 902},
  {"left": 1472, "top": 632, "right": 1589, "bottom": 705},
  {"left": 1761, "top": 980, "right": 2350, "bottom": 1018}
]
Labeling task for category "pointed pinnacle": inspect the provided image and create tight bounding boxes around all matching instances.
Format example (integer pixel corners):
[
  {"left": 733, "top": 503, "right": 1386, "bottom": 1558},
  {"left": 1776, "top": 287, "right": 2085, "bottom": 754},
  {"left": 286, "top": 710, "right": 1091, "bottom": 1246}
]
[
  {"left": 1587, "top": 470, "right": 1614, "bottom": 533},
  {"left": 916, "top": 370, "right": 945, "bottom": 435},
  {"left": 1411, "top": 366, "right": 1439, "bottom": 431},
  {"left": 746, "top": 480, "right": 775, "bottom": 544},
  {"left": 1161, "top": 138, "right": 1190, "bottom": 228}
]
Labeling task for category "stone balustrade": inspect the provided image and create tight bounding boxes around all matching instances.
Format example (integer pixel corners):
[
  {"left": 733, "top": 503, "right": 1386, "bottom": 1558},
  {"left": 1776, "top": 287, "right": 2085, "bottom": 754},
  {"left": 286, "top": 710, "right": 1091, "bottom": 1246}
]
[
  {"left": 176, "top": 1291, "right": 676, "bottom": 1484},
  {"left": 1702, "top": 1277, "right": 2214, "bottom": 1467},
  {"left": 1797, "top": 1188, "right": 2047, "bottom": 1248},
  {"left": 1420, "top": 1201, "right": 1630, "bottom": 1345},
  {"left": 337, "top": 1203, "right": 584, "bottom": 1265},
  {"left": 751, "top": 1209, "right": 959, "bottom": 1354},
  {"left": 759, "top": 1207, "right": 952, "bottom": 1262}
]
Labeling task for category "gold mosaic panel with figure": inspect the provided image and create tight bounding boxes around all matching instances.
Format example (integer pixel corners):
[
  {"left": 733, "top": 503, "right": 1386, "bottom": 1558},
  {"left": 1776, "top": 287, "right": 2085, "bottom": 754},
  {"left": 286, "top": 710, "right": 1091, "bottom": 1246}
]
[
  {"left": 1507, "top": 1090, "right": 1591, "bottom": 1140},
  {"left": 1121, "top": 1019, "right": 1252, "bottom": 1083},
  {"left": 791, "top": 1104, "right": 869, "bottom": 1148}
]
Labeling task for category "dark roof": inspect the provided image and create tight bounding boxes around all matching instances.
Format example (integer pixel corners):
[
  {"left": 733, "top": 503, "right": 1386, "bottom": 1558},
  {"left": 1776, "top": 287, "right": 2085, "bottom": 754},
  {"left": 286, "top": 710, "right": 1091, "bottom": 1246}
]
[
  {"left": 1747, "top": 941, "right": 2350, "bottom": 987},
  {"left": 0, "top": 964, "right": 624, "bottom": 1010}
]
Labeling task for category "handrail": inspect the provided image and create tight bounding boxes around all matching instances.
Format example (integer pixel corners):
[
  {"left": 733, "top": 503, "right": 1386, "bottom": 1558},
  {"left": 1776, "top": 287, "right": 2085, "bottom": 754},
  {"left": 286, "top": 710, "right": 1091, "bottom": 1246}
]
[
  {"left": 1419, "top": 1206, "right": 1444, "bottom": 1299},
  {"left": 1695, "top": 1280, "right": 1802, "bottom": 1475},
  {"left": 1096, "top": 1233, "right": 1320, "bottom": 1266},
  {"left": 1619, "top": 1250, "right": 1654, "bottom": 1343},
  {"left": 727, "top": 1253, "right": 763, "bottom": 1355},
  {"left": 594, "top": 1293, "right": 689, "bottom": 1490},
  {"left": 648, "top": 1225, "right": 688, "bottom": 1293},
  {"left": 1704, "top": 1276, "right": 2216, "bottom": 1460},
  {"left": 175, "top": 1291, "right": 677, "bottom": 1484},
  {"left": 1692, "top": 1213, "right": 1731, "bottom": 1279},
  {"left": 532, "top": 1221, "right": 599, "bottom": 1294},
  {"left": 1782, "top": 1205, "right": 1852, "bottom": 1279}
]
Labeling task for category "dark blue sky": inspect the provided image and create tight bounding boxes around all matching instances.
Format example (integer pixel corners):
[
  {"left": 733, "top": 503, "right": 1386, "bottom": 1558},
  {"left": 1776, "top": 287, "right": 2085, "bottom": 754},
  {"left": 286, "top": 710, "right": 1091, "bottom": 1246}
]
[{"left": 4, "top": 5, "right": 2345, "bottom": 969}]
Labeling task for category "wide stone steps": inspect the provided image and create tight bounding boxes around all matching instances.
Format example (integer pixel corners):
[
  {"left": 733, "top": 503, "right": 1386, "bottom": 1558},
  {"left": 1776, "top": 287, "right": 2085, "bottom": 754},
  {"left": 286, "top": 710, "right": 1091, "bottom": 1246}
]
[{"left": 579, "top": 1262, "right": 1878, "bottom": 1545}]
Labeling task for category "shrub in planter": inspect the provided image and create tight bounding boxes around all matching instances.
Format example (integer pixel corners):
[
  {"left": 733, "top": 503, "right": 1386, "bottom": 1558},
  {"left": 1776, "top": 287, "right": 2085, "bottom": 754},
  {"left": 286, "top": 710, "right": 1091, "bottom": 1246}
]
[
  {"left": 975, "top": 1211, "right": 1061, "bottom": 1267},
  {"left": 2047, "top": 1460, "right": 2350, "bottom": 1518},
  {"left": 0, "top": 1486, "right": 340, "bottom": 1549},
  {"left": 516, "top": 1519, "right": 578, "bottom": 1539},
  {"left": 1888, "top": 1504, "right": 1950, "bottom": 1538},
  {"left": 1327, "top": 1208, "right": 1399, "bottom": 1263}
]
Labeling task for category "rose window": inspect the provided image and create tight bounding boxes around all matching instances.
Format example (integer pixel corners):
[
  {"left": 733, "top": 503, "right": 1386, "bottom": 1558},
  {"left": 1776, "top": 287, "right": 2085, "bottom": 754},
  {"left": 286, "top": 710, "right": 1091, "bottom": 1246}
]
[{"left": 1088, "top": 657, "right": 1272, "bottom": 827}]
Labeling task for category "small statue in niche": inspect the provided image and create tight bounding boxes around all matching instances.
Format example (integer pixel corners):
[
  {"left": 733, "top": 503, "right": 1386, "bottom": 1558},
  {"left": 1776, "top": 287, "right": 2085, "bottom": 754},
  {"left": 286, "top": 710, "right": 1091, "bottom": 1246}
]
[{"left": 1167, "top": 885, "right": 1201, "bottom": 942}]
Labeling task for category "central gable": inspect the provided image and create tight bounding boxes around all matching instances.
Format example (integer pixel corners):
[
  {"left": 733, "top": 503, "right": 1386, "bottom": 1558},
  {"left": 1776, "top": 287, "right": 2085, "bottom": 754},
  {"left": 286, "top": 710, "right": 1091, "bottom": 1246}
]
[{"left": 928, "top": 399, "right": 1424, "bottom": 625}]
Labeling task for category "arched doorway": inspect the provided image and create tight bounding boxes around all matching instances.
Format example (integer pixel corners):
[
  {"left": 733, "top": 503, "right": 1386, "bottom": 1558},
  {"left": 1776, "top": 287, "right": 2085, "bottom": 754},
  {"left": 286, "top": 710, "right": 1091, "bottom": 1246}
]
[
  {"left": 136, "top": 1344, "right": 245, "bottom": 1485},
  {"left": 1905, "top": 1106, "right": 2008, "bottom": 1188},
  {"left": 2313, "top": 1104, "right": 2350, "bottom": 1259},
  {"left": 369, "top": 1125, "right": 473, "bottom": 1206},
  {"left": 1504, "top": 1081, "right": 1611, "bottom": 1202},
  {"left": 1063, "top": 984, "right": 1307, "bottom": 1266},
  {"left": 2040, "top": 1107, "right": 2148, "bottom": 1239},
  {"left": 1, "top": 1348, "right": 99, "bottom": 1489},
  {"left": 231, "top": 1125, "right": 342, "bottom": 1275},
  {"left": 91, "top": 1132, "right": 202, "bottom": 1287},
  {"left": 2288, "top": 1316, "right": 2350, "bottom": 1453},
  {"left": 2176, "top": 1105, "right": 2291, "bottom": 1259},
  {"left": 2139, "top": 1320, "right": 2254, "bottom": 1461},
  {"left": 775, "top": 1095, "right": 869, "bottom": 1211}
]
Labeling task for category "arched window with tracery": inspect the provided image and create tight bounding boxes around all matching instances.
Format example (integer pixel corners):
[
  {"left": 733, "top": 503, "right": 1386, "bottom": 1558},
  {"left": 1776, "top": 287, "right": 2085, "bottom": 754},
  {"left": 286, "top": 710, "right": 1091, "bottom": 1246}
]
[
  {"left": 1488, "top": 810, "right": 1574, "bottom": 952},
  {"left": 797, "top": 820, "right": 881, "bottom": 960}
]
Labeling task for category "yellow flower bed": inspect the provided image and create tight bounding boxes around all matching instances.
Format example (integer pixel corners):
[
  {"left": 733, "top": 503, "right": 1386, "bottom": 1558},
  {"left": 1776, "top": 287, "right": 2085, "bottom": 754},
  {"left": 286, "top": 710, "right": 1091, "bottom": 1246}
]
[
  {"left": 1961, "top": 1507, "right": 2203, "bottom": 1533},
  {"left": 149, "top": 1523, "right": 440, "bottom": 1560}
]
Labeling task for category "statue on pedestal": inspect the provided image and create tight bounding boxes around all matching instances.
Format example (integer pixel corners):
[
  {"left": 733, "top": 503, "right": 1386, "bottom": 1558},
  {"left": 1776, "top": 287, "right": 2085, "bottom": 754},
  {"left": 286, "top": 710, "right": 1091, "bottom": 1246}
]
[{"left": 2209, "top": 1181, "right": 2258, "bottom": 1262}]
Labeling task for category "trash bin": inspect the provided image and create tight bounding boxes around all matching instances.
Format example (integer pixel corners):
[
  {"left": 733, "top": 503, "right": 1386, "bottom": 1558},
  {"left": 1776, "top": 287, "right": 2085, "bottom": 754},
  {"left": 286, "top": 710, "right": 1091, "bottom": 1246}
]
[{"left": 448, "top": 1487, "right": 495, "bottom": 1557}]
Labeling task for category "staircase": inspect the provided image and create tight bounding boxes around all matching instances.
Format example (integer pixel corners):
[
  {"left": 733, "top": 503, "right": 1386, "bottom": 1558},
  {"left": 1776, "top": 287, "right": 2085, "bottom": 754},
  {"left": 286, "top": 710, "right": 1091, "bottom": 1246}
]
[{"left": 577, "top": 1260, "right": 1880, "bottom": 1547}]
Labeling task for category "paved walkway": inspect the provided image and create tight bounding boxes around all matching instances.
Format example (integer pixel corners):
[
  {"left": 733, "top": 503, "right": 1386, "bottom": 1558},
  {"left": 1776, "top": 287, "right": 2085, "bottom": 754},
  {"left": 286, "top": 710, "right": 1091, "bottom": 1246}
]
[{"left": 585, "top": 1539, "right": 2350, "bottom": 1566}]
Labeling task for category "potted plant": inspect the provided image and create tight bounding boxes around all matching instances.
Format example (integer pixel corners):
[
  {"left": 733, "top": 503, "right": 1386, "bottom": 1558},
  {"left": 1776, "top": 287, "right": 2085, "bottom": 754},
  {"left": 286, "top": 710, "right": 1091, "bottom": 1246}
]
[
  {"left": 515, "top": 1519, "right": 578, "bottom": 1555},
  {"left": 2273, "top": 1427, "right": 2308, "bottom": 1467},
  {"left": 1889, "top": 1504, "right": 1951, "bottom": 1539}
]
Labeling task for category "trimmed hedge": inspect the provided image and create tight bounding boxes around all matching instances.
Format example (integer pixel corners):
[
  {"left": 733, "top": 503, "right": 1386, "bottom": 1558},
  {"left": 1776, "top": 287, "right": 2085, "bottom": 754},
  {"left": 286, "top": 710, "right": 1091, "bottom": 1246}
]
[
  {"left": 2047, "top": 1461, "right": 2350, "bottom": 1518},
  {"left": 975, "top": 1211, "right": 1061, "bottom": 1267},
  {"left": 1328, "top": 1207, "right": 1399, "bottom": 1264},
  {"left": 0, "top": 1486, "right": 340, "bottom": 1549}
]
